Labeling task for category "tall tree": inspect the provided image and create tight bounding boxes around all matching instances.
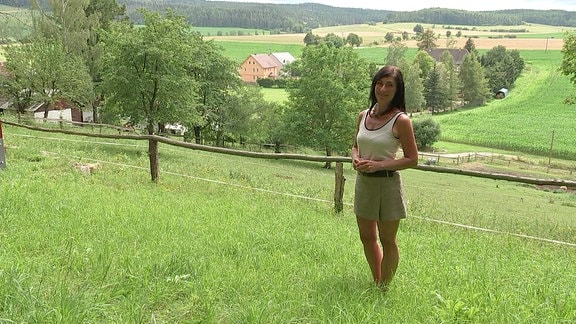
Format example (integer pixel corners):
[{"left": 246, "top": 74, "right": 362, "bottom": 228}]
[
  {"left": 413, "top": 50, "right": 435, "bottom": 80},
  {"left": 459, "top": 53, "right": 489, "bottom": 105},
  {"left": 100, "top": 9, "right": 201, "bottom": 182},
  {"left": 209, "top": 85, "right": 263, "bottom": 147},
  {"left": 417, "top": 28, "right": 438, "bottom": 50},
  {"left": 398, "top": 58, "right": 425, "bottom": 113},
  {"left": 481, "top": 45, "right": 525, "bottom": 92},
  {"left": 187, "top": 40, "right": 242, "bottom": 144},
  {"left": 256, "top": 101, "right": 290, "bottom": 153},
  {"left": 560, "top": 31, "right": 576, "bottom": 89},
  {"left": 464, "top": 37, "right": 478, "bottom": 56},
  {"left": 31, "top": 0, "right": 126, "bottom": 123},
  {"left": 285, "top": 44, "right": 369, "bottom": 168},
  {"left": 2, "top": 37, "right": 93, "bottom": 119},
  {"left": 31, "top": 0, "right": 94, "bottom": 56},
  {"left": 440, "top": 50, "right": 461, "bottom": 109},
  {"left": 424, "top": 66, "right": 448, "bottom": 114},
  {"left": 386, "top": 40, "right": 407, "bottom": 67}
]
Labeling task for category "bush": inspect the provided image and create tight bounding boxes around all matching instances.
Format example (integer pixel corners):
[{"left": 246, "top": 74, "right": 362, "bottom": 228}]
[
  {"left": 256, "top": 77, "right": 276, "bottom": 88},
  {"left": 413, "top": 118, "right": 441, "bottom": 150}
]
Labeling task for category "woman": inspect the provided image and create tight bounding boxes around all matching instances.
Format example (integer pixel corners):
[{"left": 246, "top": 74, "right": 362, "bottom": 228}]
[{"left": 352, "top": 65, "right": 418, "bottom": 287}]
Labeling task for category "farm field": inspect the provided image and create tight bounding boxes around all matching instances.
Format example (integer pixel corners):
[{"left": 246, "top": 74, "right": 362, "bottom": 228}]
[
  {"left": 0, "top": 125, "right": 575, "bottom": 322},
  {"left": 429, "top": 50, "right": 575, "bottom": 160},
  {"left": 210, "top": 22, "right": 568, "bottom": 50}
]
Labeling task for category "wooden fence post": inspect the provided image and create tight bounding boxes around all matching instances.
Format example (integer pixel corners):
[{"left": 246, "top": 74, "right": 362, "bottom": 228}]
[
  {"left": 0, "top": 119, "right": 6, "bottom": 169},
  {"left": 334, "top": 162, "right": 345, "bottom": 213}
]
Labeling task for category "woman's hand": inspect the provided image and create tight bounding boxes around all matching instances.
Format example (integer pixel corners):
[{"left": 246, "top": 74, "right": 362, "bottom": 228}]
[{"left": 354, "top": 158, "right": 380, "bottom": 173}]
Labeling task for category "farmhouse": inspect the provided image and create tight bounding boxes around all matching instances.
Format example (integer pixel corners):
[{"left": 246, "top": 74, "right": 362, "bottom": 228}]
[
  {"left": 426, "top": 48, "right": 469, "bottom": 67},
  {"left": 3, "top": 99, "right": 93, "bottom": 123},
  {"left": 239, "top": 52, "right": 295, "bottom": 83}
]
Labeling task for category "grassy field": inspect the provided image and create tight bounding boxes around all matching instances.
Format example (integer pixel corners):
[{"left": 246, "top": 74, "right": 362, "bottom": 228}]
[
  {"left": 210, "top": 22, "right": 567, "bottom": 50},
  {"left": 0, "top": 124, "right": 574, "bottom": 322},
  {"left": 214, "top": 41, "right": 304, "bottom": 63},
  {"left": 428, "top": 50, "right": 575, "bottom": 160},
  {"left": 261, "top": 87, "right": 290, "bottom": 104},
  {"left": 1, "top": 13, "right": 575, "bottom": 322}
]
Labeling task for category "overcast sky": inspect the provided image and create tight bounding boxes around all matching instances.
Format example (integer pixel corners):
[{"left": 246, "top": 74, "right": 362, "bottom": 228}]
[{"left": 207, "top": 0, "right": 576, "bottom": 11}]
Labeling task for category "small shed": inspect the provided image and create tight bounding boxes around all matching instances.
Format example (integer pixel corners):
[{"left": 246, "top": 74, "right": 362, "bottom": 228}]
[{"left": 495, "top": 88, "right": 509, "bottom": 99}]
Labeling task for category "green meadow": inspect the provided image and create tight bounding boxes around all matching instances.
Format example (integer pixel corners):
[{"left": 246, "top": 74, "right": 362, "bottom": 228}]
[
  {"left": 2, "top": 16, "right": 576, "bottom": 322},
  {"left": 1, "top": 124, "right": 575, "bottom": 322},
  {"left": 430, "top": 50, "right": 575, "bottom": 160},
  {"left": 215, "top": 41, "right": 305, "bottom": 63}
]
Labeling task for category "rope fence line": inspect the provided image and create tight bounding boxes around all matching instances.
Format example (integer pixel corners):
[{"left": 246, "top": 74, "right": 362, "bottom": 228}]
[
  {"left": 4, "top": 121, "right": 576, "bottom": 247},
  {"left": 11, "top": 132, "right": 543, "bottom": 201},
  {"left": 38, "top": 150, "right": 576, "bottom": 249}
]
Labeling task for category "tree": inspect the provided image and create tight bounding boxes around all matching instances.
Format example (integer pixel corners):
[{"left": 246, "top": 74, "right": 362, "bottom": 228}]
[
  {"left": 384, "top": 32, "right": 394, "bottom": 42},
  {"left": 209, "top": 85, "right": 262, "bottom": 147},
  {"left": 424, "top": 67, "right": 448, "bottom": 114},
  {"left": 417, "top": 28, "right": 438, "bottom": 50},
  {"left": 31, "top": 0, "right": 126, "bottom": 123},
  {"left": 561, "top": 31, "right": 576, "bottom": 91},
  {"left": 322, "top": 33, "right": 345, "bottom": 48},
  {"left": 480, "top": 45, "right": 525, "bottom": 92},
  {"left": 464, "top": 37, "right": 477, "bottom": 55},
  {"left": 0, "top": 60, "right": 34, "bottom": 115},
  {"left": 386, "top": 40, "right": 407, "bottom": 67},
  {"left": 413, "top": 50, "right": 435, "bottom": 80},
  {"left": 186, "top": 40, "right": 242, "bottom": 144},
  {"left": 255, "top": 101, "right": 290, "bottom": 153},
  {"left": 100, "top": 10, "right": 201, "bottom": 182},
  {"left": 412, "top": 118, "right": 441, "bottom": 150},
  {"left": 286, "top": 44, "right": 369, "bottom": 168},
  {"left": 346, "top": 33, "right": 362, "bottom": 47},
  {"left": 303, "top": 31, "right": 317, "bottom": 46},
  {"left": 397, "top": 59, "right": 425, "bottom": 113},
  {"left": 440, "top": 50, "right": 461, "bottom": 108},
  {"left": 2, "top": 37, "right": 93, "bottom": 119},
  {"left": 459, "top": 53, "right": 490, "bottom": 105},
  {"left": 413, "top": 24, "right": 424, "bottom": 34},
  {"left": 31, "top": 0, "right": 94, "bottom": 57}
]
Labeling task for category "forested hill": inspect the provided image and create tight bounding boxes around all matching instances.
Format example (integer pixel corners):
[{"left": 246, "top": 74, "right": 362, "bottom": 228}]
[
  {"left": 122, "top": 1, "right": 576, "bottom": 30},
  {"left": 2, "top": 0, "right": 575, "bottom": 30}
]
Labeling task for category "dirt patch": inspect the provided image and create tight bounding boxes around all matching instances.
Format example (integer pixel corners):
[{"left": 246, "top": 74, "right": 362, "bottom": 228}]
[{"left": 536, "top": 184, "right": 573, "bottom": 193}]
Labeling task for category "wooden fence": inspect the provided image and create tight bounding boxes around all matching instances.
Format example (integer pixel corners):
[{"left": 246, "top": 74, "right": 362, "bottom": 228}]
[{"left": 3, "top": 119, "right": 576, "bottom": 213}]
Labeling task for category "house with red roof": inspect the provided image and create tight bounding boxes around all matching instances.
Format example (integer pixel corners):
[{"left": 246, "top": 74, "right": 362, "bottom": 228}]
[{"left": 239, "top": 52, "right": 295, "bottom": 83}]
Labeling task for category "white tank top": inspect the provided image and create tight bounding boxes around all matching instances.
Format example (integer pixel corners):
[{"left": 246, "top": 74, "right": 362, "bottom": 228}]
[{"left": 356, "top": 110, "right": 403, "bottom": 161}]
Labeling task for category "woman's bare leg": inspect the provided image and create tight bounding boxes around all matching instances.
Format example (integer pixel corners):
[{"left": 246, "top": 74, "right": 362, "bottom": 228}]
[
  {"left": 378, "top": 220, "right": 400, "bottom": 286},
  {"left": 356, "top": 217, "right": 383, "bottom": 284}
]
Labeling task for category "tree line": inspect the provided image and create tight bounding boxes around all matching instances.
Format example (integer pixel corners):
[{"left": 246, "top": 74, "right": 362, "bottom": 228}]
[
  {"left": 5, "top": 0, "right": 573, "bottom": 33},
  {"left": 122, "top": 2, "right": 576, "bottom": 32}
]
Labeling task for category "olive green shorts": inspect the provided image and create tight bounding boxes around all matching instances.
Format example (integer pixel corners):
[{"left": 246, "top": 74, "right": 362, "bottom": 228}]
[{"left": 354, "top": 171, "right": 407, "bottom": 221}]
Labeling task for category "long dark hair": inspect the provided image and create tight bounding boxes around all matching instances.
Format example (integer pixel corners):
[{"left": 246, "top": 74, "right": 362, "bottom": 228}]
[{"left": 368, "top": 65, "right": 406, "bottom": 114}]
